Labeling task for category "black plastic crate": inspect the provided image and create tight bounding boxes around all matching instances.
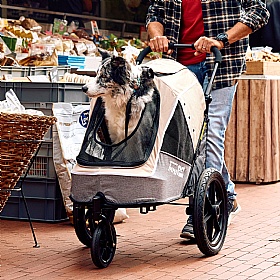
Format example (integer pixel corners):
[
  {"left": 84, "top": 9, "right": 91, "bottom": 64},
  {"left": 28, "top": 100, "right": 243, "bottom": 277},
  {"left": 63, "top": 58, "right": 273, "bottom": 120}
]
[
  {"left": 28, "top": 66, "right": 71, "bottom": 79},
  {"left": 0, "top": 178, "right": 67, "bottom": 222},
  {"left": 25, "top": 141, "right": 56, "bottom": 179},
  {"left": 0, "top": 196, "right": 67, "bottom": 222},
  {"left": 9, "top": 178, "right": 59, "bottom": 199},
  {"left": 0, "top": 65, "right": 70, "bottom": 79},
  {"left": 59, "top": 83, "right": 90, "bottom": 102},
  {"left": 0, "top": 82, "right": 89, "bottom": 102},
  {"left": 0, "top": 66, "right": 30, "bottom": 78},
  {"left": 0, "top": 82, "right": 60, "bottom": 102}
]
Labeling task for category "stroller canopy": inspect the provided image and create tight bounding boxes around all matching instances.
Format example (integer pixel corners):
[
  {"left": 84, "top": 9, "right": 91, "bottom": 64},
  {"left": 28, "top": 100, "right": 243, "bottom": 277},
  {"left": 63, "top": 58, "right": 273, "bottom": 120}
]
[
  {"left": 72, "top": 58, "right": 205, "bottom": 178},
  {"left": 71, "top": 59, "right": 206, "bottom": 205}
]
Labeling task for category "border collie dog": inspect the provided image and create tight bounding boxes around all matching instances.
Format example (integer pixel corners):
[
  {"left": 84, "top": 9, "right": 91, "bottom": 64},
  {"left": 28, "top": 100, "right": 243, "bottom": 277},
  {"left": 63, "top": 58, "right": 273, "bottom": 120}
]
[{"left": 82, "top": 49, "right": 155, "bottom": 144}]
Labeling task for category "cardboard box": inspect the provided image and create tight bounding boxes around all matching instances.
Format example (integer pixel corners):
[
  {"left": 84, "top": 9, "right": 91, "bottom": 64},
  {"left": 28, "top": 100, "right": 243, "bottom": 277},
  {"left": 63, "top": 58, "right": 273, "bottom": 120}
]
[{"left": 245, "top": 61, "right": 280, "bottom": 75}]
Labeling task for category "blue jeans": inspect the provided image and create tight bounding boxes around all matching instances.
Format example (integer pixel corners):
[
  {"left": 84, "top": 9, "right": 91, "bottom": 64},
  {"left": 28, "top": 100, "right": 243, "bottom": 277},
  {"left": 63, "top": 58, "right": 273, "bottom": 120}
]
[{"left": 186, "top": 62, "right": 236, "bottom": 200}]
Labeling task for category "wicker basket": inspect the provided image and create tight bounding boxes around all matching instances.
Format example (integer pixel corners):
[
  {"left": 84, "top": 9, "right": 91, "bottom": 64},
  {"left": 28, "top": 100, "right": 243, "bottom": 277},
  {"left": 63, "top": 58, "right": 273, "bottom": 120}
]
[{"left": 0, "top": 112, "right": 57, "bottom": 212}]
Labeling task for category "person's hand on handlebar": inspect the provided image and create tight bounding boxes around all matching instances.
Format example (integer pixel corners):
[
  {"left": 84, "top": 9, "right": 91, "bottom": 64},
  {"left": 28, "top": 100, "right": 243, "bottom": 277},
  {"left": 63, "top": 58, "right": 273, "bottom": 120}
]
[
  {"left": 149, "top": 35, "right": 223, "bottom": 57},
  {"left": 149, "top": 35, "right": 173, "bottom": 55},
  {"left": 193, "top": 36, "right": 224, "bottom": 56}
]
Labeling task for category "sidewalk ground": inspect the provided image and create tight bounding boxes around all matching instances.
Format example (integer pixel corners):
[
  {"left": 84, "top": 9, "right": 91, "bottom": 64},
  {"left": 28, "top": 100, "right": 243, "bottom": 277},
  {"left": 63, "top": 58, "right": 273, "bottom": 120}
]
[{"left": 1, "top": 182, "right": 280, "bottom": 280}]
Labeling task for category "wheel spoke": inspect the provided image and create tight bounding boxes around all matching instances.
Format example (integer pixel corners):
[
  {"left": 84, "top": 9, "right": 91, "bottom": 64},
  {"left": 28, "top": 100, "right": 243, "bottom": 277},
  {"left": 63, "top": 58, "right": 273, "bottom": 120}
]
[
  {"left": 204, "top": 211, "right": 212, "bottom": 223},
  {"left": 204, "top": 195, "right": 214, "bottom": 241},
  {"left": 213, "top": 215, "right": 221, "bottom": 233},
  {"left": 85, "top": 209, "right": 95, "bottom": 233},
  {"left": 205, "top": 194, "right": 212, "bottom": 210},
  {"left": 206, "top": 216, "right": 214, "bottom": 240},
  {"left": 100, "top": 247, "right": 110, "bottom": 262},
  {"left": 99, "top": 233, "right": 112, "bottom": 262},
  {"left": 205, "top": 181, "right": 224, "bottom": 242}
]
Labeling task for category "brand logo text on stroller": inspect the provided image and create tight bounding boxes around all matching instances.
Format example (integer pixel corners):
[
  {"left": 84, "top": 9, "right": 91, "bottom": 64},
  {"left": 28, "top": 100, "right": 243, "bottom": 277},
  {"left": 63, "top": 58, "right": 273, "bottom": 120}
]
[{"left": 168, "top": 161, "right": 185, "bottom": 178}]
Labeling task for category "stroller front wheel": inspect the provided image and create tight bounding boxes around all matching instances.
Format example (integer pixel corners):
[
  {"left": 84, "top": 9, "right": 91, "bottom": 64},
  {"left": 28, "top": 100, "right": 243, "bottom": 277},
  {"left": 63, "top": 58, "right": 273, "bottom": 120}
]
[
  {"left": 91, "top": 221, "right": 117, "bottom": 268},
  {"left": 193, "top": 167, "right": 228, "bottom": 256}
]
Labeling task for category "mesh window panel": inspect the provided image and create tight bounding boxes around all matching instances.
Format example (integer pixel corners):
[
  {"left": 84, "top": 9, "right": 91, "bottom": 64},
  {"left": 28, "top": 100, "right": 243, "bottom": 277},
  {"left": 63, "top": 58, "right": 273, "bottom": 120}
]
[
  {"left": 77, "top": 90, "right": 160, "bottom": 167},
  {"left": 161, "top": 102, "right": 194, "bottom": 164}
]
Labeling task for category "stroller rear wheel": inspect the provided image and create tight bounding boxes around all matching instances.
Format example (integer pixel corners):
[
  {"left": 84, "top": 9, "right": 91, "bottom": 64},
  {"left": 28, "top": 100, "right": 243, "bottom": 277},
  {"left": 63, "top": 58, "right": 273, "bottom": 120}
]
[
  {"left": 193, "top": 167, "right": 228, "bottom": 256},
  {"left": 91, "top": 221, "right": 117, "bottom": 268}
]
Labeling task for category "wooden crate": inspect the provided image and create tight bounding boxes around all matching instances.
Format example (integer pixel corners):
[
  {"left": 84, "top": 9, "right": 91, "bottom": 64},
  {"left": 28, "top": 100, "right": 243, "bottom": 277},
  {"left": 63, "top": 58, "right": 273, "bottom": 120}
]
[
  {"left": 246, "top": 61, "right": 280, "bottom": 75},
  {"left": 225, "top": 77, "right": 280, "bottom": 183}
]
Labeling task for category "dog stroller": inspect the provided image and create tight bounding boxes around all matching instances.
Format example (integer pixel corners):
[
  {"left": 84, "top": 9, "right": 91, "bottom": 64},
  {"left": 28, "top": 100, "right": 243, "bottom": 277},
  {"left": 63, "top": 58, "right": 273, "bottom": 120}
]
[{"left": 70, "top": 45, "right": 228, "bottom": 268}]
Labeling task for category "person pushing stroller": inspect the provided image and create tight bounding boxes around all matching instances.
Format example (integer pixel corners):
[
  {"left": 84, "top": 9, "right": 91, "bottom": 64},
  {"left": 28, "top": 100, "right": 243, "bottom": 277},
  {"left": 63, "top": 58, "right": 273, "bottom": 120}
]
[{"left": 146, "top": 0, "right": 269, "bottom": 239}]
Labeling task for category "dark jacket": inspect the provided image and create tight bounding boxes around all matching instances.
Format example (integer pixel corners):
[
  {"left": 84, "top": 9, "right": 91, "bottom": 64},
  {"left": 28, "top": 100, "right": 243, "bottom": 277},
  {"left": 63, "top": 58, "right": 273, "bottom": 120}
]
[
  {"left": 250, "top": 0, "right": 280, "bottom": 52},
  {"left": 263, "top": 0, "right": 280, "bottom": 52},
  {"left": 48, "top": 0, "right": 85, "bottom": 28}
]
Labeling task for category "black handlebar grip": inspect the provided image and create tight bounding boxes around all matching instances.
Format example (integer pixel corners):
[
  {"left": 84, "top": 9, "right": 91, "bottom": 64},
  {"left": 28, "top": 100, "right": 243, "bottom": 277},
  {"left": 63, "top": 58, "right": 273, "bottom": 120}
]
[
  {"left": 210, "top": 46, "right": 222, "bottom": 64},
  {"left": 136, "top": 46, "right": 152, "bottom": 65}
]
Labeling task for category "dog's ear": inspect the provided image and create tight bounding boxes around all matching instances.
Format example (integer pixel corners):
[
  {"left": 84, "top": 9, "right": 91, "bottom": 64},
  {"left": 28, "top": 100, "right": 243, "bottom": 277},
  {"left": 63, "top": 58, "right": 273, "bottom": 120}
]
[
  {"left": 98, "top": 48, "right": 112, "bottom": 61},
  {"left": 141, "top": 66, "right": 154, "bottom": 80},
  {"left": 147, "top": 67, "right": 154, "bottom": 79}
]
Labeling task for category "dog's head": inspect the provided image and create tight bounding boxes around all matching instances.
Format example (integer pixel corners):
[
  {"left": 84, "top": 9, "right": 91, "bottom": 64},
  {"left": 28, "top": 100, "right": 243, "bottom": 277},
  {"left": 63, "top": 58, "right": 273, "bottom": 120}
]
[
  {"left": 82, "top": 49, "right": 154, "bottom": 101},
  {"left": 82, "top": 49, "right": 136, "bottom": 98}
]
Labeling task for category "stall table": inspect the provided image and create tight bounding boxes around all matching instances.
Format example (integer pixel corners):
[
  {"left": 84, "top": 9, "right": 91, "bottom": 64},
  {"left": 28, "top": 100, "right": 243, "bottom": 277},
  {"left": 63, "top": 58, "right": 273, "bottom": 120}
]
[{"left": 225, "top": 75, "right": 280, "bottom": 183}]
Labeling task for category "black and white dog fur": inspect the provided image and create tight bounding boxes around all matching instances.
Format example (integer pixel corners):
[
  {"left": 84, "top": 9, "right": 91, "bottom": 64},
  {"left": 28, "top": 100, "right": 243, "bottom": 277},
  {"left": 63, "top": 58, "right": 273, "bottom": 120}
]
[{"left": 82, "top": 49, "right": 155, "bottom": 144}]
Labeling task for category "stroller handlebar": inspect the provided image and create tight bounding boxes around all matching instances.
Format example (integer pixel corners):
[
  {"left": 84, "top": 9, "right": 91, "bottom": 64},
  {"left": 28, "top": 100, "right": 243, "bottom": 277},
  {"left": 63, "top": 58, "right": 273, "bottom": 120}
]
[{"left": 136, "top": 43, "right": 222, "bottom": 65}]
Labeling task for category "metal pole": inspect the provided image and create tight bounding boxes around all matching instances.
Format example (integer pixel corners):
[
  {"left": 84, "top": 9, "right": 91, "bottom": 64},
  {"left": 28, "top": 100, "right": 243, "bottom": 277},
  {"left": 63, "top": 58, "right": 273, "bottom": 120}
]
[{"left": 18, "top": 142, "right": 43, "bottom": 248}]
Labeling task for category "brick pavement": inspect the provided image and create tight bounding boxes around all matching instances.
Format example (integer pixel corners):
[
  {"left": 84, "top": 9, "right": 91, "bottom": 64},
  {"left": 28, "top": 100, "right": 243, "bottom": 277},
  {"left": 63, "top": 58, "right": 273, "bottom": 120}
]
[{"left": 1, "top": 182, "right": 280, "bottom": 280}]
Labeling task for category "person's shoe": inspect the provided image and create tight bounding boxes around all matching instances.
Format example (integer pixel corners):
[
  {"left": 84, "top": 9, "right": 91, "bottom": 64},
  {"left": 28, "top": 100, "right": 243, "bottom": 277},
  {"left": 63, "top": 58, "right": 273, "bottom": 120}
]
[
  {"left": 227, "top": 199, "right": 241, "bottom": 226},
  {"left": 180, "top": 216, "right": 195, "bottom": 239}
]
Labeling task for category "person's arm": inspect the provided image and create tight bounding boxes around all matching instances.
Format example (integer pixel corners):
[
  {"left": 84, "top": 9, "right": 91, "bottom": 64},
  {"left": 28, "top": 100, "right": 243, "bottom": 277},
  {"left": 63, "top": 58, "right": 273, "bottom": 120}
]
[
  {"left": 147, "top": 21, "right": 164, "bottom": 39},
  {"left": 195, "top": 22, "right": 253, "bottom": 54},
  {"left": 195, "top": 0, "right": 269, "bottom": 54},
  {"left": 147, "top": 22, "right": 171, "bottom": 54},
  {"left": 146, "top": 1, "right": 172, "bottom": 54},
  {"left": 226, "top": 22, "right": 253, "bottom": 45},
  {"left": 240, "top": 0, "right": 270, "bottom": 33}
]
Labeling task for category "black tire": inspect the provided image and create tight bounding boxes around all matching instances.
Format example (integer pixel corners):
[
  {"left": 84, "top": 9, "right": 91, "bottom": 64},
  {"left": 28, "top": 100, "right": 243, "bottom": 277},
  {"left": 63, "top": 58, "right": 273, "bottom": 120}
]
[
  {"left": 73, "top": 202, "right": 96, "bottom": 247},
  {"left": 193, "top": 168, "right": 228, "bottom": 256},
  {"left": 91, "top": 222, "right": 117, "bottom": 268}
]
